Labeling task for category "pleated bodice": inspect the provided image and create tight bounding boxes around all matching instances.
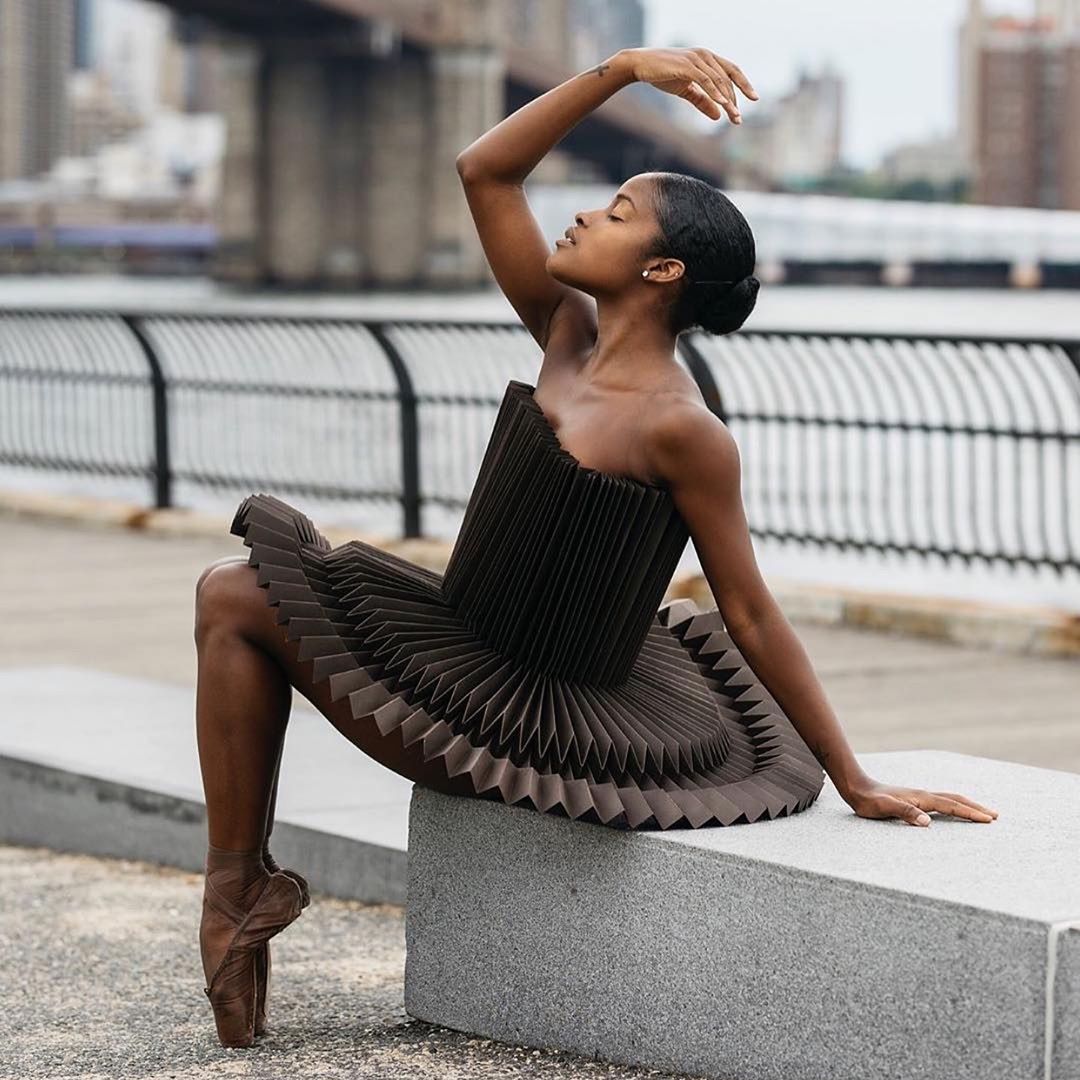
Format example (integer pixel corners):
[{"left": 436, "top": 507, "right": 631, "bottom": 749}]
[
  {"left": 440, "top": 379, "right": 691, "bottom": 687},
  {"left": 230, "top": 377, "right": 826, "bottom": 829}
]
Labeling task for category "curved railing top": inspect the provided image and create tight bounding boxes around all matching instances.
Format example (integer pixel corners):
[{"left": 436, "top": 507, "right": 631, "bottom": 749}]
[{"left": 1, "top": 306, "right": 1078, "bottom": 584}]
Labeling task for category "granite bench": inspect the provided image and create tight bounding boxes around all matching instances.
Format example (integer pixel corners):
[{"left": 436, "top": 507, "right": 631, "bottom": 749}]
[{"left": 404, "top": 749, "right": 1080, "bottom": 1080}]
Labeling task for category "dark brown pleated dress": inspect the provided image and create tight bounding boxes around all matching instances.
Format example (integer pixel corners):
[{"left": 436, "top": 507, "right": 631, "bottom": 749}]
[{"left": 229, "top": 378, "right": 825, "bottom": 830}]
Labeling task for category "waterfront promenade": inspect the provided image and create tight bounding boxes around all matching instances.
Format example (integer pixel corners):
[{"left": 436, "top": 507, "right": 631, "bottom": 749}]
[
  {"left": 2, "top": 503, "right": 1079, "bottom": 1076},
  {"left": 3, "top": 510, "right": 1076, "bottom": 770}
]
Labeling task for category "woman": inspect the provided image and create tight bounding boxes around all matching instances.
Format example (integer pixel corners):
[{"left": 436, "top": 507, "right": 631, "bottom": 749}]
[{"left": 193, "top": 45, "right": 998, "bottom": 1048}]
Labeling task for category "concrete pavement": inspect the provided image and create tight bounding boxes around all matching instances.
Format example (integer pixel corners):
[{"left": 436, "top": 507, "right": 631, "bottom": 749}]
[{"left": 0, "top": 843, "right": 688, "bottom": 1079}]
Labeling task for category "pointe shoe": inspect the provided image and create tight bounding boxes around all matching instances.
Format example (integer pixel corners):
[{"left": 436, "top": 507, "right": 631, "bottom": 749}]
[
  {"left": 253, "top": 941, "right": 270, "bottom": 1037},
  {"left": 254, "top": 812, "right": 310, "bottom": 1036},
  {"left": 262, "top": 846, "right": 311, "bottom": 908},
  {"left": 253, "top": 859, "right": 310, "bottom": 1037},
  {"left": 200, "top": 867, "right": 306, "bottom": 1048}
]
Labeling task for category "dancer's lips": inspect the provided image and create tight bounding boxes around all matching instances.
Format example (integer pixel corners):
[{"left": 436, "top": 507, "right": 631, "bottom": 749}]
[{"left": 555, "top": 226, "right": 577, "bottom": 247}]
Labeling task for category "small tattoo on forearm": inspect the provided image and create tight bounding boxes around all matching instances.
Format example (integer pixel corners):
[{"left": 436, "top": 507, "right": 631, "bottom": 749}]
[{"left": 587, "top": 63, "right": 610, "bottom": 78}]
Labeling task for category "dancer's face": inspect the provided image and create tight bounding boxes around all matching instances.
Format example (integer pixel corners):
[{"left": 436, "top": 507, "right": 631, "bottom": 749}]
[{"left": 546, "top": 173, "right": 676, "bottom": 298}]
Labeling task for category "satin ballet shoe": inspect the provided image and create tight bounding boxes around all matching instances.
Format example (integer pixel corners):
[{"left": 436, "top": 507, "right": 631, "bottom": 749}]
[
  {"left": 262, "top": 846, "right": 311, "bottom": 908},
  {"left": 200, "top": 854, "right": 306, "bottom": 1048},
  {"left": 253, "top": 816, "right": 311, "bottom": 1035},
  {"left": 253, "top": 943, "right": 270, "bottom": 1037},
  {"left": 252, "top": 860, "right": 310, "bottom": 1037}
]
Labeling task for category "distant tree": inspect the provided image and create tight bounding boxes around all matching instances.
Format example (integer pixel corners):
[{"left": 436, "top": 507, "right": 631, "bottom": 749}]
[{"left": 789, "top": 170, "right": 972, "bottom": 204}]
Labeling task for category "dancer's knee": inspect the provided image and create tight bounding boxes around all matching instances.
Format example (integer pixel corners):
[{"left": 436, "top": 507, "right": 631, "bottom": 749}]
[{"left": 194, "top": 558, "right": 259, "bottom": 644}]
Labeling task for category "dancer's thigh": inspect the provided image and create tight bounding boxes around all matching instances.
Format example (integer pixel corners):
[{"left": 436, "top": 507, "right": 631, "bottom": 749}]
[{"left": 194, "top": 556, "right": 465, "bottom": 795}]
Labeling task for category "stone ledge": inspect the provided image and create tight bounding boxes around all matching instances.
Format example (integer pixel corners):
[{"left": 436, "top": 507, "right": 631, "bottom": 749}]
[
  {"left": 0, "top": 665, "right": 412, "bottom": 904},
  {"left": 3, "top": 485, "right": 1078, "bottom": 659},
  {"left": 404, "top": 751, "right": 1080, "bottom": 1080}
]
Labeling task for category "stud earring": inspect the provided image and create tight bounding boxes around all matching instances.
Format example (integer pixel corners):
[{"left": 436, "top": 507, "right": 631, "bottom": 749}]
[{"left": 642, "top": 270, "right": 649, "bottom": 277}]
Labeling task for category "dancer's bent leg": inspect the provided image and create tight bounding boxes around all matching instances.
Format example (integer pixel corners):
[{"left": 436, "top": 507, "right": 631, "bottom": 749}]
[
  {"left": 194, "top": 556, "right": 291, "bottom": 850},
  {"left": 194, "top": 555, "right": 313, "bottom": 1046}
]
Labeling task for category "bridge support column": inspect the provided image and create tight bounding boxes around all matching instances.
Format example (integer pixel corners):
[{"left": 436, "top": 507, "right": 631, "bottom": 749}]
[
  {"left": 212, "top": 33, "right": 263, "bottom": 284},
  {"left": 211, "top": 25, "right": 506, "bottom": 288},
  {"left": 361, "top": 49, "right": 431, "bottom": 286},
  {"left": 263, "top": 56, "right": 331, "bottom": 285},
  {"left": 360, "top": 44, "right": 503, "bottom": 288},
  {"left": 424, "top": 45, "right": 505, "bottom": 286},
  {"left": 323, "top": 62, "right": 369, "bottom": 285}
]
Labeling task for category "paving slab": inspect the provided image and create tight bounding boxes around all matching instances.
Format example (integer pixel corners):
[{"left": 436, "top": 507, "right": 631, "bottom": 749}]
[{"left": 405, "top": 750, "right": 1080, "bottom": 1080}]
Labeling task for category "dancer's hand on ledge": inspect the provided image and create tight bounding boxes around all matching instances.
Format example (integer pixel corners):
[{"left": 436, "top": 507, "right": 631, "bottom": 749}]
[
  {"left": 622, "top": 46, "right": 758, "bottom": 124},
  {"left": 839, "top": 777, "right": 999, "bottom": 826}
]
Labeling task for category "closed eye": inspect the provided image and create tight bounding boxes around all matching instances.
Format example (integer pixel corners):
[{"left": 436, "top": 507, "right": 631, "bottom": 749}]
[{"left": 608, "top": 214, "right": 622, "bottom": 221}]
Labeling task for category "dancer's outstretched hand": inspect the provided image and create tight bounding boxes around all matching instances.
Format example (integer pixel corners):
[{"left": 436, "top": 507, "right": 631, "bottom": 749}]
[
  {"left": 841, "top": 777, "right": 999, "bottom": 826},
  {"left": 624, "top": 46, "right": 758, "bottom": 124}
]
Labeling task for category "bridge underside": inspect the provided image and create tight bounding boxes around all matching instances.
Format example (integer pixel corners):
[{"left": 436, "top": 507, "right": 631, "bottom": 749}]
[
  {"left": 163, "top": 0, "right": 346, "bottom": 34},
  {"left": 161, "top": 1, "right": 729, "bottom": 288}
]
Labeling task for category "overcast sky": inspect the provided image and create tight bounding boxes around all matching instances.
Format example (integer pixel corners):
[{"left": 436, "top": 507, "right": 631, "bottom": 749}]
[{"left": 642, "top": 0, "right": 1034, "bottom": 169}]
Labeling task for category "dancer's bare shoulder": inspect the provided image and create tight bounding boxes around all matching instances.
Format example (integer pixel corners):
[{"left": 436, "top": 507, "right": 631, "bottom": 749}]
[
  {"left": 644, "top": 392, "right": 738, "bottom": 494},
  {"left": 645, "top": 395, "right": 773, "bottom": 630}
]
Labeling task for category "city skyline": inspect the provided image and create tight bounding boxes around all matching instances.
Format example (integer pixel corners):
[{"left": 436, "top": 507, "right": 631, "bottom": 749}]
[
  {"left": 74, "top": 0, "right": 1041, "bottom": 174},
  {"left": 15, "top": 0, "right": 1054, "bottom": 181},
  {"left": 644, "top": 0, "right": 1036, "bottom": 170}
]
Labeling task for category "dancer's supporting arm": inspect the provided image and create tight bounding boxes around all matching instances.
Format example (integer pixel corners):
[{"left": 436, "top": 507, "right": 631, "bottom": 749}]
[
  {"left": 455, "top": 48, "right": 752, "bottom": 353},
  {"left": 647, "top": 404, "right": 1000, "bottom": 828}
]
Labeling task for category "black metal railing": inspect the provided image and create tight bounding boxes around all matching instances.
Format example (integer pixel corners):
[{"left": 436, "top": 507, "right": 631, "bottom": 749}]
[
  {"left": 1, "top": 308, "right": 1078, "bottom": 582},
  {"left": 681, "top": 330, "right": 1080, "bottom": 579}
]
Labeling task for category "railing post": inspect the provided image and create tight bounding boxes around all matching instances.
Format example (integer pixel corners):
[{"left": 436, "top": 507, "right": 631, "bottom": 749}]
[
  {"left": 1065, "top": 342, "right": 1080, "bottom": 384},
  {"left": 121, "top": 315, "right": 172, "bottom": 510},
  {"left": 369, "top": 322, "right": 421, "bottom": 538},
  {"left": 677, "top": 332, "right": 727, "bottom": 423}
]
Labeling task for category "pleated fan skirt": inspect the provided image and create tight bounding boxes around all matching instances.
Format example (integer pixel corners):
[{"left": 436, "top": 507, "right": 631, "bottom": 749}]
[{"left": 228, "top": 488, "right": 826, "bottom": 831}]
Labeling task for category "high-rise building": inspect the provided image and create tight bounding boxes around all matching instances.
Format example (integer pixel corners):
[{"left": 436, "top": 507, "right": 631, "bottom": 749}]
[
  {"left": 74, "top": 0, "right": 95, "bottom": 70},
  {"left": 96, "top": 0, "right": 172, "bottom": 119},
  {"left": 1036, "top": 0, "right": 1080, "bottom": 33},
  {"left": 957, "top": 0, "right": 984, "bottom": 173},
  {"left": 568, "top": 0, "right": 650, "bottom": 114},
  {"left": 160, "top": 13, "right": 221, "bottom": 114},
  {"left": 772, "top": 65, "right": 843, "bottom": 183},
  {"left": 66, "top": 68, "right": 141, "bottom": 158},
  {"left": 27, "top": 0, "right": 73, "bottom": 177},
  {"left": 716, "top": 64, "right": 844, "bottom": 189},
  {"left": 502, "top": 0, "right": 645, "bottom": 75},
  {"left": 972, "top": 14, "right": 1080, "bottom": 209},
  {"left": 0, "top": 0, "right": 27, "bottom": 181},
  {"left": 0, "top": 0, "right": 74, "bottom": 180},
  {"left": 567, "top": 0, "right": 645, "bottom": 71}
]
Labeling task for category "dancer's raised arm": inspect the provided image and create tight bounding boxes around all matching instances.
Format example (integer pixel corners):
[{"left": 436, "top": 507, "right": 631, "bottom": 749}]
[{"left": 455, "top": 47, "right": 755, "bottom": 353}]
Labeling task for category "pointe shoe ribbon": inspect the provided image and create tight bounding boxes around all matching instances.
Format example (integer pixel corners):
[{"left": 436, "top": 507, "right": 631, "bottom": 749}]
[
  {"left": 275, "top": 867, "right": 310, "bottom": 908},
  {"left": 251, "top": 868, "right": 310, "bottom": 1036},
  {"left": 251, "top": 856, "right": 310, "bottom": 1037},
  {"left": 262, "top": 850, "right": 311, "bottom": 908}
]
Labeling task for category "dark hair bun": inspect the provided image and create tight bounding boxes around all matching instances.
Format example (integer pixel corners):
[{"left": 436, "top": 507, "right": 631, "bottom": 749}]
[
  {"left": 696, "top": 274, "right": 760, "bottom": 336},
  {"left": 646, "top": 174, "right": 759, "bottom": 337}
]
